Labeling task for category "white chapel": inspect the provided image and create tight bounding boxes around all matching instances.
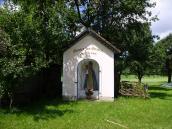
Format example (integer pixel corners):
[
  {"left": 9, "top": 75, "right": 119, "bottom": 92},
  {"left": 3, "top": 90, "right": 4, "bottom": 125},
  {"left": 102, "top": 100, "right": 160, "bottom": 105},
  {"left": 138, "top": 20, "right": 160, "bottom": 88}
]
[{"left": 62, "top": 29, "right": 120, "bottom": 100}]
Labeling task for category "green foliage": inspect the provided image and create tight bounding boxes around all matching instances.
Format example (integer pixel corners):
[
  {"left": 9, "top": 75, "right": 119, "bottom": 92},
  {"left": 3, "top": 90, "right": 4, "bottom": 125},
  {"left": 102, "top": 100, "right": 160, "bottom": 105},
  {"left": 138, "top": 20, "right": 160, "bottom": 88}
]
[
  {"left": 126, "top": 23, "right": 154, "bottom": 82},
  {"left": 0, "top": 29, "right": 7, "bottom": 57},
  {"left": 0, "top": 0, "right": 157, "bottom": 104},
  {"left": 74, "top": 0, "right": 156, "bottom": 82},
  {"left": 0, "top": 0, "right": 78, "bottom": 107},
  {"left": 74, "top": 0, "right": 156, "bottom": 49},
  {"left": 0, "top": 28, "right": 10, "bottom": 99},
  {"left": 152, "top": 34, "right": 172, "bottom": 75},
  {"left": 130, "top": 61, "right": 144, "bottom": 81}
]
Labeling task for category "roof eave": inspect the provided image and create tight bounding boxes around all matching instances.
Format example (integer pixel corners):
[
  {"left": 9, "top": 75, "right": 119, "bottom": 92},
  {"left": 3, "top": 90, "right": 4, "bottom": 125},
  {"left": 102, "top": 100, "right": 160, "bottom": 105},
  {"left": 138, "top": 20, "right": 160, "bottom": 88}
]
[{"left": 63, "top": 29, "right": 121, "bottom": 54}]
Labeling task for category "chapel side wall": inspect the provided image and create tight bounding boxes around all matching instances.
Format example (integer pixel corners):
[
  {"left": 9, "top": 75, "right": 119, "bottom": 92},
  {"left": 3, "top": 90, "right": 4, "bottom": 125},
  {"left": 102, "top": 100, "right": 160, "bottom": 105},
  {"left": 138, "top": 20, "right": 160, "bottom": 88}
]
[
  {"left": 100, "top": 55, "right": 114, "bottom": 99},
  {"left": 63, "top": 53, "right": 78, "bottom": 100},
  {"left": 62, "top": 34, "right": 115, "bottom": 100}
]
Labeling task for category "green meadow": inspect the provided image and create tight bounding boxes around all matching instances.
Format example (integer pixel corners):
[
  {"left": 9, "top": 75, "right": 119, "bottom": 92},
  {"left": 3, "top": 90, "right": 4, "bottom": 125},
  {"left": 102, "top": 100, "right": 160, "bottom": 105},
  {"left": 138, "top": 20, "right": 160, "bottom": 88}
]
[{"left": 0, "top": 75, "right": 172, "bottom": 129}]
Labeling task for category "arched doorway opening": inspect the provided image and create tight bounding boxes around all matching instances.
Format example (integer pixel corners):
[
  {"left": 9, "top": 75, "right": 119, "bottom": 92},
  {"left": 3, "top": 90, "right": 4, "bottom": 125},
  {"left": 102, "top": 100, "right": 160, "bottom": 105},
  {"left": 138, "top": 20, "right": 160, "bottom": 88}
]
[{"left": 77, "top": 59, "right": 99, "bottom": 99}]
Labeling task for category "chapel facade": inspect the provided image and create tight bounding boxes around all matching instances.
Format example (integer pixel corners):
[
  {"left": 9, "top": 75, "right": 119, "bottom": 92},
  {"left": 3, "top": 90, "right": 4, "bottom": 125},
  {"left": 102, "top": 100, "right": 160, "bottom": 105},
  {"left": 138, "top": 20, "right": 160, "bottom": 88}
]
[{"left": 62, "top": 29, "right": 120, "bottom": 100}]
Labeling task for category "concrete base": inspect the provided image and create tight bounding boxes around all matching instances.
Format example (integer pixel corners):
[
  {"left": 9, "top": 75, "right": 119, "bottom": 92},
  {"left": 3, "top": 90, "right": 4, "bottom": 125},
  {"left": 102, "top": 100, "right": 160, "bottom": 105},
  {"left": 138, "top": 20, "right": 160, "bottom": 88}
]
[{"left": 63, "top": 95, "right": 114, "bottom": 101}]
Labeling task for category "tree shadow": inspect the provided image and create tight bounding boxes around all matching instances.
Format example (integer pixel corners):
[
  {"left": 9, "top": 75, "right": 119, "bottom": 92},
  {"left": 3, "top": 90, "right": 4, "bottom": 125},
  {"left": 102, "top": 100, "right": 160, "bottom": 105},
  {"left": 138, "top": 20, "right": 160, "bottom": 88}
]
[
  {"left": 148, "top": 86, "right": 172, "bottom": 91},
  {"left": 1, "top": 99, "right": 77, "bottom": 121},
  {"left": 32, "top": 108, "right": 74, "bottom": 121},
  {"left": 149, "top": 92, "right": 172, "bottom": 100},
  {"left": 149, "top": 86, "right": 172, "bottom": 100}
]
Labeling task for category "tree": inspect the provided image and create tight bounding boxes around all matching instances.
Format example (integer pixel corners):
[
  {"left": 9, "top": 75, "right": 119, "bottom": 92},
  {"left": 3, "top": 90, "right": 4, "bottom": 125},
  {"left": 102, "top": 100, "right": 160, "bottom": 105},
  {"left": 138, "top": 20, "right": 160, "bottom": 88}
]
[
  {"left": 166, "top": 47, "right": 172, "bottom": 83},
  {"left": 0, "top": 28, "right": 8, "bottom": 106},
  {"left": 0, "top": 28, "right": 7, "bottom": 56},
  {"left": 153, "top": 34, "right": 172, "bottom": 82},
  {"left": 73, "top": 0, "right": 156, "bottom": 83},
  {"left": 73, "top": 0, "right": 156, "bottom": 48},
  {"left": 126, "top": 23, "right": 154, "bottom": 83},
  {"left": 0, "top": 0, "right": 78, "bottom": 107}
]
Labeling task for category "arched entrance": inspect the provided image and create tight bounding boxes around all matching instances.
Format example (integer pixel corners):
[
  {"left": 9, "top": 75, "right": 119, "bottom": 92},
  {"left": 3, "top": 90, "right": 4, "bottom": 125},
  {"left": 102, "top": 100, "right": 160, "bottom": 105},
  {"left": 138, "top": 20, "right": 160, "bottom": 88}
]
[{"left": 77, "top": 59, "right": 99, "bottom": 99}]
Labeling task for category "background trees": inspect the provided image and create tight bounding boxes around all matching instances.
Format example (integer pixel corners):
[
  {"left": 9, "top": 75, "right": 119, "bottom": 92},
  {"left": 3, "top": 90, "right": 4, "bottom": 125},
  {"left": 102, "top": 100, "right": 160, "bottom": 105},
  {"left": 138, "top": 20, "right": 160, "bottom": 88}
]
[
  {"left": 0, "top": 0, "right": 158, "bottom": 105},
  {"left": 0, "top": 0, "right": 79, "bottom": 107},
  {"left": 152, "top": 34, "right": 172, "bottom": 82},
  {"left": 0, "top": 28, "right": 9, "bottom": 106},
  {"left": 73, "top": 0, "right": 156, "bottom": 83},
  {"left": 126, "top": 23, "right": 154, "bottom": 83}
]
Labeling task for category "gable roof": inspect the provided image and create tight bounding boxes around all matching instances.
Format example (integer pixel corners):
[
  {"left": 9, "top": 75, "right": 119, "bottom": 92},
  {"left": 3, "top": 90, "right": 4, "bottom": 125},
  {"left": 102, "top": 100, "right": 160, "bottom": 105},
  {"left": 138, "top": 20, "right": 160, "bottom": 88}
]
[{"left": 64, "top": 29, "right": 121, "bottom": 54}]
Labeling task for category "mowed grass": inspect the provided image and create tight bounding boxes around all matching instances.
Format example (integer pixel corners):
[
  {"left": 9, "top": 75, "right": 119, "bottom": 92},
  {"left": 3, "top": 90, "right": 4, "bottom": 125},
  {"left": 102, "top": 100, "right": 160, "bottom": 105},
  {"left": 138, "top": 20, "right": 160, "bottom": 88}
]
[
  {"left": 121, "top": 75, "right": 167, "bottom": 84},
  {"left": 0, "top": 75, "right": 172, "bottom": 129}
]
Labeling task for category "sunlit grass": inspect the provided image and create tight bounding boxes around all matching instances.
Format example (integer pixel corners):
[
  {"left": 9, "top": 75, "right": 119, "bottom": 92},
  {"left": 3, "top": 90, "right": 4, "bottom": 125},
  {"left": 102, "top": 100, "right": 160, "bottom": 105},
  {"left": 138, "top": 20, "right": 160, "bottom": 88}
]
[
  {"left": 122, "top": 75, "right": 167, "bottom": 84},
  {"left": 0, "top": 75, "right": 172, "bottom": 129}
]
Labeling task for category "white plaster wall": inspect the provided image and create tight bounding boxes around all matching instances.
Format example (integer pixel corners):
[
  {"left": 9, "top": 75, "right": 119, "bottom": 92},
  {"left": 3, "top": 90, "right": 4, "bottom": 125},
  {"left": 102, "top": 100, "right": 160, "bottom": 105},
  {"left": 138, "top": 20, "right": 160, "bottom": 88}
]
[{"left": 62, "top": 34, "right": 114, "bottom": 100}]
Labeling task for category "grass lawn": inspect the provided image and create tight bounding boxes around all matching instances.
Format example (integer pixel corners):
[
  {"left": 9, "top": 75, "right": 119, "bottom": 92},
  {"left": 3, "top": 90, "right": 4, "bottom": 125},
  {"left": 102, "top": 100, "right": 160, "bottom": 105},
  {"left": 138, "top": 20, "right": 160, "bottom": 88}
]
[{"left": 0, "top": 75, "right": 172, "bottom": 129}]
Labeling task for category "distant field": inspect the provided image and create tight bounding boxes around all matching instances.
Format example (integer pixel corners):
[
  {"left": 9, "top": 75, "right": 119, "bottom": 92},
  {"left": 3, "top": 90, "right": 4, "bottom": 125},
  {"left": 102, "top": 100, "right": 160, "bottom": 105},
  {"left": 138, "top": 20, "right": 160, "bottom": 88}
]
[
  {"left": 0, "top": 75, "right": 172, "bottom": 129},
  {"left": 122, "top": 75, "right": 167, "bottom": 84}
]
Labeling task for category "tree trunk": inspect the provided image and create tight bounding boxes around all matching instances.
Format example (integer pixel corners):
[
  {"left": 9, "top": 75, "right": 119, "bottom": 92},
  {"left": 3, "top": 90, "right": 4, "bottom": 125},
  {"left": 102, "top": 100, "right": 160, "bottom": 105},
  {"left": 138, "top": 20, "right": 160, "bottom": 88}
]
[
  {"left": 115, "top": 73, "right": 121, "bottom": 97},
  {"left": 8, "top": 92, "right": 13, "bottom": 110},
  {"left": 166, "top": 59, "right": 171, "bottom": 83},
  {"left": 0, "top": 97, "right": 1, "bottom": 107},
  {"left": 168, "top": 68, "right": 171, "bottom": 83},
  {"left": 138, "top": 76, "right": 142, "bottom": 83},
  {"left": 114, "top": 64, "right": 121, "bottom": 98},
  {"left": 138, "top": 72, "right": 142, "bottom": 84},
  {"left": 9, "top": 96, "right": 13, "bottom": 110}
]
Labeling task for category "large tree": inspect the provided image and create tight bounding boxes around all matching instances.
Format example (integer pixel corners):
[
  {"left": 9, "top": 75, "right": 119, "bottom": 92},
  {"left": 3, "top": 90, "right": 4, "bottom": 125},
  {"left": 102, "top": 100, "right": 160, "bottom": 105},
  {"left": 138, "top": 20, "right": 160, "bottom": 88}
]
[
  {"left": 126, "top": 23, "right": 154, "bottom": 83},
  {"left": 153, "top": 34, "right": 172, "bottom": 82},
  {"left": 74, "top": 0, "right": 156, "bottom": 49},
  {"left": 0, "top": 28, "right": 9, "bottom": 106},
  {"left": 0, "top": 0, "right": 79, "bottom": 107},
  {"left": 74, "top": 0, "right": 156, "bottom": 83}
]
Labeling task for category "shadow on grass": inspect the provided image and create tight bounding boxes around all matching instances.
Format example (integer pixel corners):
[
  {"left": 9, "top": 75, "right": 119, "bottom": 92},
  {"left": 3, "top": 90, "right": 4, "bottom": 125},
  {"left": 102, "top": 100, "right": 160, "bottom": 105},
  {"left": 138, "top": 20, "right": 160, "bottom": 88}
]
[
  {"left": 149, "top": 92, "right": 172, "bottom": 100},
  {"left": 149, "top": 86, "right": 172, "bottom": 100},
  {"left": 149, "top": 86, "right": 172, "bottom": 91},
  {"left": 1, "top": 99, "right": 77, "bottom": 121}
]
